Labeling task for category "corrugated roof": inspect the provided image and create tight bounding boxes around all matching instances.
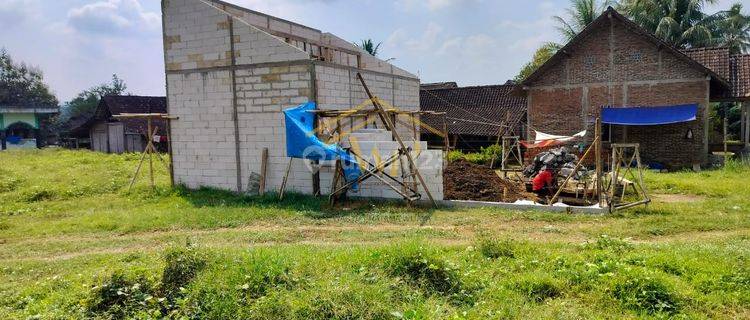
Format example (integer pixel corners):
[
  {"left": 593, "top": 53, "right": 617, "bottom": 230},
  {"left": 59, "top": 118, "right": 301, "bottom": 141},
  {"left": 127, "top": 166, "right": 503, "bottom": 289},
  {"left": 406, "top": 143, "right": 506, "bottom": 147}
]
[{"left": 420, "top": 85, "right": 526, "bottom": 136}]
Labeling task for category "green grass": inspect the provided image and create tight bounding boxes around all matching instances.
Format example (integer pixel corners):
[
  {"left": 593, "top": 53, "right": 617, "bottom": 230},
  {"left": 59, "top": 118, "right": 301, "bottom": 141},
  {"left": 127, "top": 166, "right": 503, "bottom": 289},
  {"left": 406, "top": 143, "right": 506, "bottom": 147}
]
[{"left": 0, "top": 148, "right": 748, "bottom": 319}]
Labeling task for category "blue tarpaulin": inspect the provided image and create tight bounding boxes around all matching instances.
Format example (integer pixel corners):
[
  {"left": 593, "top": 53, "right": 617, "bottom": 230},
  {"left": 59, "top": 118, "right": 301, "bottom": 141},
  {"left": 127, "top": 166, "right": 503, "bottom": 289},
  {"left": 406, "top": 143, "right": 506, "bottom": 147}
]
[
  {"left": 601, "top": 104, "right": 698, "bottom": 126},
  {"left": 283, "top": 102, "right": 361, "bottom": 185}
]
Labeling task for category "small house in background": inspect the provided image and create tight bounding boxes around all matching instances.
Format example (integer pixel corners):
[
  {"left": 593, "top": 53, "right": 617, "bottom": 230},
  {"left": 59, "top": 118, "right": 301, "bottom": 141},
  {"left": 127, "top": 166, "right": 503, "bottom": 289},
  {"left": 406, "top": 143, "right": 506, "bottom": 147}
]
[
  {"left": 0, "top": 105, "right": 58, "bottom": 150},
  {"left": 419, "top": 84, "right": 527, "bottom": 151},
  {"left": 69, "top": 95, "right": 167, "bottom": 153}
]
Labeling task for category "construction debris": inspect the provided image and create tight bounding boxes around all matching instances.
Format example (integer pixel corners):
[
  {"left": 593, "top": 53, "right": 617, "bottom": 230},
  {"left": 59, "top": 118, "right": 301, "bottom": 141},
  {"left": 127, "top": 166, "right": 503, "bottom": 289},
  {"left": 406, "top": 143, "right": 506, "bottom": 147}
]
[{"left": 523, "top": 147, "right": 590, "bottom": 180}]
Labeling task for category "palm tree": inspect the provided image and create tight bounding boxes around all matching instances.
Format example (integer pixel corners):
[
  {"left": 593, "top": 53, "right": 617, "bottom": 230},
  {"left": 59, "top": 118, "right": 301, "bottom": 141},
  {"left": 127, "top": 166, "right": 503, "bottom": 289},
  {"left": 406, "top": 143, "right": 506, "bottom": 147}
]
[
  {"left": 619, "top": 0, "right": 717, "bottom": 48},
  {"left": 554, "top": 0, "right": 617, "bottom": 41},
  {"left": 355, "top": 39, "right": 382, "bottom": 56},
  {"left": 515, "top": 42, "right": 561, "bottom": 82},
  {"left": 706, "top": 3, "right": 750, "bottom": 54}
]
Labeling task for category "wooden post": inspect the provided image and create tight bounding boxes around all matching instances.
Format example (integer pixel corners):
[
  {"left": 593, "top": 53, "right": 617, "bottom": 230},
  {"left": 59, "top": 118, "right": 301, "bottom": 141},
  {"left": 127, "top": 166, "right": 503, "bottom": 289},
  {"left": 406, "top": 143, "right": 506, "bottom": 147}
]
[
  {"left": 442, "top": 118, "right": 449, "bottom": 150},
  {"left": 738, "top": 102, "right": 747, "bottom": 147},
  {"left": 147, "top": 117, "right": 154, "bottom": 189},
  {"left": 724, "top": 103, "right": 729, "bottom": 163},
  {"left": 259, "top": 147, "right": 268, "bottom": 196},
  {"left": 357, "top": 73, "right": 436, "bottom": 207},
  {"left": 595, "top": 116, "right": 603, "bottom": 206},
  {"left": 743, "top": 102, "right": 749, "bottom": 149},
  {"left": 166, "top": 117, "right": 174, "bottom": 187}
]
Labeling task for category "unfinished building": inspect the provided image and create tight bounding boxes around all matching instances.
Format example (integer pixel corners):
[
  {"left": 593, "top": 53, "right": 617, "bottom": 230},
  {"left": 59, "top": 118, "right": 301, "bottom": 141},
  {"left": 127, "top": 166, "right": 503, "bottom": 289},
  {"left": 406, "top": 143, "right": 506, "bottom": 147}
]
[{"left": 161, "top": 0, "right": 442, "bottom": 199}]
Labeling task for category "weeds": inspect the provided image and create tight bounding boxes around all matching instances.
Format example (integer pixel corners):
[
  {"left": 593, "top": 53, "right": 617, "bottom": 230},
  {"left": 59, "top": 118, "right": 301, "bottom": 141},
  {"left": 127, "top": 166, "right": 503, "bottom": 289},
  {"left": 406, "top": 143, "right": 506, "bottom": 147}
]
[
  {"left": 515, "top": 275, "right": 563, "bottom": 302},
  {"left": 477, "top": 237, "right": 516, "bottom": 259},
  {"left": 586, "top": 235, "right": 633, "bottom": 253},
  {"left": 160, "top": 246, "right": 207, "bottom": 298},
  {"left": 612, "top": 272, "right": 680, "bottom": 314},
  {"left": 85, "top": 272, "right": 157, "bottom": 319},
  {"left": 385, "top": 247, "right": 476, "bottom": 305}
]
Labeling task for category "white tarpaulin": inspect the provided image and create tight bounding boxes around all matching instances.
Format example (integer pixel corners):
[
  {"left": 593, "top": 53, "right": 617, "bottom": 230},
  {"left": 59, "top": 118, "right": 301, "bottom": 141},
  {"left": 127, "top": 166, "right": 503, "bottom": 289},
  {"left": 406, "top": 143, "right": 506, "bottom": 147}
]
[{"left": 534, "top": 130, "right": 587, "bottom": 143}]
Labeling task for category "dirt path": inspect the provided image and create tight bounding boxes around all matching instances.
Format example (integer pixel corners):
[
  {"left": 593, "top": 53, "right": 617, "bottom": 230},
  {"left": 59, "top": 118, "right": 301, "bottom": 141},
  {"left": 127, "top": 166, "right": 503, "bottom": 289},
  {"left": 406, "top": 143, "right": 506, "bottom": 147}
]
[{"left": 2, "top": 219, "right": 747, "bottom": 263}]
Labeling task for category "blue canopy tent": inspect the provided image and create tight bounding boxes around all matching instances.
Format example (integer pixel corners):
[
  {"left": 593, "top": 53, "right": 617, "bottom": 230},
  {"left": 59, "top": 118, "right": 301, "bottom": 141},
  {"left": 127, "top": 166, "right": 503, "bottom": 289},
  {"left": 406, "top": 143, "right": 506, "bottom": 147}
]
[{"left": 601, "top": 104, "right": 698, "bottom": 126}]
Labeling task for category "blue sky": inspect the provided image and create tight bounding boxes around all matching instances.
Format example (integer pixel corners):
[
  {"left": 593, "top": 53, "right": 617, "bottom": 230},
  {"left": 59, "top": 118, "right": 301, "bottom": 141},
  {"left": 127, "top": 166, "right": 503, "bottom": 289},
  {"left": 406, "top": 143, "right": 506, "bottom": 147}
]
[{"left": 0, "top": 0, "right": 746, "bottom": 103}]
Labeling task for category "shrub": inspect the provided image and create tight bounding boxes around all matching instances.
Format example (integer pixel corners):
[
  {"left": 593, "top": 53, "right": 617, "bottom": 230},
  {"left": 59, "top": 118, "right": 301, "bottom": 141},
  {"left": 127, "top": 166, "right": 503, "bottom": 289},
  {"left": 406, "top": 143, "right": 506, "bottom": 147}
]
[
  {"left": 447, "top": 144, "right": 502, "bottom": 165},
  {"left": 160, "top": 247, "right": 207, "bottom": 299},
  {"left": 478, "top": 237, "right": 516, "bottom": 259},
  {"left": 516, "top": 276, "right": 562, "bottom": 302},
  {"left": 612, "top": 273, "right": 680, "bottom": 314},
  {"left": 85, "top": 272, "right": 157, "bottom": 318}
]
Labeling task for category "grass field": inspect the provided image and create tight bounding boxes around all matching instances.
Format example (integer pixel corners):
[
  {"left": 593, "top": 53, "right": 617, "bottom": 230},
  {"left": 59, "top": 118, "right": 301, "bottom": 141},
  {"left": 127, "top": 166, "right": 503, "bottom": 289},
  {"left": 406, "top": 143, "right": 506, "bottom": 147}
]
[{"left": 0, "top": 148, "right": 748, "bottom": 319}]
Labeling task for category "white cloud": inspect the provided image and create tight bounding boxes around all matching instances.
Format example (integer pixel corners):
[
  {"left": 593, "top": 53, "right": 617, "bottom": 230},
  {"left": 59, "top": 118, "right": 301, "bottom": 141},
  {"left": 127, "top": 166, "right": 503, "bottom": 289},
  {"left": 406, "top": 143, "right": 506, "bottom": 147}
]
[
  {"left": 386, "top": 22, "right": 444, "bottom": 53},
  {"left": 67, "top": 0, "right": 160, "bottom": 37},
  {"left": 0, "top": 0, "right": 39, "bottom": 29},
  {"left": 397, "top": 0, "right": 479, "bottom": 12}
]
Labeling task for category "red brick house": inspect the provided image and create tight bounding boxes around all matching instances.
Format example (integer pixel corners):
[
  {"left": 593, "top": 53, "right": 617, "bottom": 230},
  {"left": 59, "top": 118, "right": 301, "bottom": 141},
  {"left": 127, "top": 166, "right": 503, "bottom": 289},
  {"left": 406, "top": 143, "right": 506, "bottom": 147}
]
[{"left": 521, "top": 7, "right": 749, "bottom": 169}]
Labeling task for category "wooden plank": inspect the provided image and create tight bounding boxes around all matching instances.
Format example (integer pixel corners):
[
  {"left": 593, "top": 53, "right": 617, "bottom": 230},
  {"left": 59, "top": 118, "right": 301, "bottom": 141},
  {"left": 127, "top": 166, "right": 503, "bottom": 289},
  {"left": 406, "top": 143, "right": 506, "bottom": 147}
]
[{"left": 259, "top": 147, "right": 268, "bottom": 196}]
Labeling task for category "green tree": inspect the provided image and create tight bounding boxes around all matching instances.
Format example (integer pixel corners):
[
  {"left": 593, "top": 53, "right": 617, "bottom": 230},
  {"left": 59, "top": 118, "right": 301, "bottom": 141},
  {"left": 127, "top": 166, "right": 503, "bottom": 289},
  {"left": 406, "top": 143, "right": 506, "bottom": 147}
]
[
  {"left": 514, "top": 42, "right": 560, "bottom": 82},
  {"left": 355, "top": 39, "right": 382, "bottom": 56},
  {"left": 706, "top": 3, "right": 750, "bottom": 54},
  {"left": 0, "top": 49, "right": 58, "bottom": 107},
  {"left": 619, "top": 0, "right": 718, "bottom": 48},
  {"left": 554, "top": 0, "right": 617, "bottom": 41},
  {"left": 63, "top": 74, "right": 127, "bottom": 118}
]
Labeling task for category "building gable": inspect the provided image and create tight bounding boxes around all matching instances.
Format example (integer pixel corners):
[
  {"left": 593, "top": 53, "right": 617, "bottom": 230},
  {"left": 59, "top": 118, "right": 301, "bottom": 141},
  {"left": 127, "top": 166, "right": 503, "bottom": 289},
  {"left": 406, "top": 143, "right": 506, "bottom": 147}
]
[{"left": 523, "top": 8, "right": 727, "bottom": 89}]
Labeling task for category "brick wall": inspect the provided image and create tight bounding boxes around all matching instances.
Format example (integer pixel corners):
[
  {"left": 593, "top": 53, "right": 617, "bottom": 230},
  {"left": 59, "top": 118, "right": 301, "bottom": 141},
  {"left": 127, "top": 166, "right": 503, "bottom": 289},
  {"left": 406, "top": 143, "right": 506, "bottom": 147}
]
[{"left": 527, "top": 18, "right": 709, "bottom": 169}]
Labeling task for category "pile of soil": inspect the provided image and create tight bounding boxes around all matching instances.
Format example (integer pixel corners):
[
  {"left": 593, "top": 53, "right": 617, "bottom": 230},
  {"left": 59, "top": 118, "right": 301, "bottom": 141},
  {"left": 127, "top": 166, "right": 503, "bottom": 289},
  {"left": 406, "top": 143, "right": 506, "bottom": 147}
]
[{"left": 443, "top": 160, "right": 527, "bottom": 202}]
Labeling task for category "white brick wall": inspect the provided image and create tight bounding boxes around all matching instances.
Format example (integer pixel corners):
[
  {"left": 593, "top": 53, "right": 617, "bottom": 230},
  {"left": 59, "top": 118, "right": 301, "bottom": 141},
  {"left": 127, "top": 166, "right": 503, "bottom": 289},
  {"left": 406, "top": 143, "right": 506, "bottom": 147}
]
[{"left": 163, "top": 0, "right": 441, "bottom": 200}]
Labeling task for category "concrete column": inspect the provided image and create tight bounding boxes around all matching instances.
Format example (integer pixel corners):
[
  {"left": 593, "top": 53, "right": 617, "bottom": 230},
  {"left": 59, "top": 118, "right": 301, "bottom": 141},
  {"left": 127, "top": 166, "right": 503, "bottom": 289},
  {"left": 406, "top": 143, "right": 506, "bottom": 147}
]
[{"left": 744, "top": 102, "right": 750, "bottom": 149}]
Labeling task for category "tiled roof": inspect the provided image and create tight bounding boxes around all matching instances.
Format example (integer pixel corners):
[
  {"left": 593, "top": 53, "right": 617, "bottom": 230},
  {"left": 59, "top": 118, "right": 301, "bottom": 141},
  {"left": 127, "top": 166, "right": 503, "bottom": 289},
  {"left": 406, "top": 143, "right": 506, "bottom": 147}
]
[
  {"left": 730, "top": 54, "right": 750, "bottom": 100},
  {"left": 420, "top": 85, "right": 526, "bottom": 136},
  {"left": 683, "top": 47, "right": 732, "bottom": 80},
  {"left": 683, "top": 48, "right": 750, "bottom": 100},
  {"left": 96, "top": 95, "right": 168, "bottom": 135},
  {"left": 420, "top": 82, "right": 458, "bottom": 90}
]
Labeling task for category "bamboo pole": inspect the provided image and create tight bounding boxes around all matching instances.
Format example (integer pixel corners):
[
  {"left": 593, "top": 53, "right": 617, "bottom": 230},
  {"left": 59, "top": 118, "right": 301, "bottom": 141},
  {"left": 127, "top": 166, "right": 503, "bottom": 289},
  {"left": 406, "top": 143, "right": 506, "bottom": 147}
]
[{"left": 279, "top": 158, "right": 293, "bottom": 200}]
